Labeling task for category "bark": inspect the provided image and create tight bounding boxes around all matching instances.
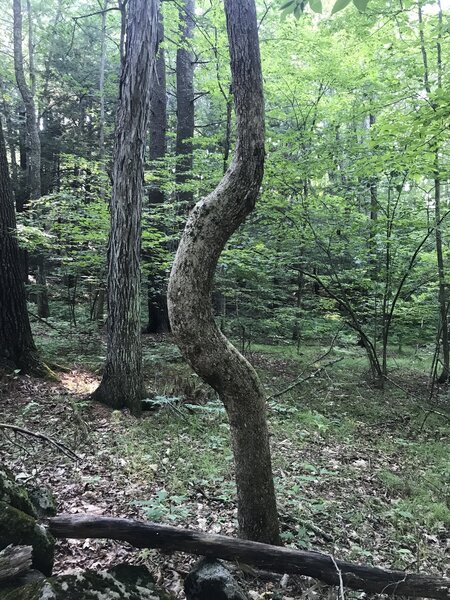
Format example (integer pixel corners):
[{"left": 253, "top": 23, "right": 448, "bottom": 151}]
[
  {"left": 434, "top": 160, "right": 449, "bottom": 382},
  {"left": 98, "top": 0, "right": 108, "bottom": 162},
  {"left": 49, "top": 515, "right": 450, "bottom": 600},
  {"left": 91, "top": 0, "right": 158, "bottom": 416},
  {"left": 149, "top": 12, "right": 166, "bottom": 205},
  {"left": 168, "top": 0, "right": 280, "bottom": 544},
  {"left": 175, "top": 0, "right": 195, "bottom": 213},
  {"left": 0, "top": 119, "right": 43, "bottom": 374},
  {"left": 91, "top": 286, "right": 105, "bottom": 322},
  {"left": 146, "top": 9, "right": 170, "bottom": 334},
  {"left": 36, "top": 255, "right": 50, "bottom": 319},
  {"left": 13, "top": 0, "right": 41, "bottom": 200},
  {"left": 0, "top": 93, "right": 19, "bottom": 197},
  {"left": 367, "top": 114, "right": 378, "bottom": 279}
]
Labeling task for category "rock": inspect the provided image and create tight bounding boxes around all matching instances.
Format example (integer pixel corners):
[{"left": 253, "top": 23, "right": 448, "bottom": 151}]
[
  {"left": 0, "top": 502, "right": 54, "bottom": 576},
  {"left": 0, "top": 468, "right": 54, "bottom": 576},
  {"left": 0, "top": 564, "right": 174, "bottom": 600},
  {"left": 0, "top": 468, "right": 36, "bottom": 518},
  {"left": 26, "top": 487, "right": 57, "bottom": 519},
  {"left": 185, "top": 559, "right": 248, "bottom": 600}
]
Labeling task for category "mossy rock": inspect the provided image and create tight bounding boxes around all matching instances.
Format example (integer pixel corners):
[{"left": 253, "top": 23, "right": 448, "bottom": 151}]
[
  {"left": 0, "top": 565, "right": 174, "bottom": 599},
  {"left": 26, "top": 487, "right": 57, "bottom": 519},
  {"left": 0, "top": 502, "right": 54, "bottom": 576},
  {"left": 0, "top": 468, "right": 36, "bottom": 518}
]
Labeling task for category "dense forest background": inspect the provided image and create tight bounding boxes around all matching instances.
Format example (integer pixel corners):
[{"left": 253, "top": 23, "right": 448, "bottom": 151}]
[
  {"left": 1, "top": 0, "right": 449, "bottom": 373},
  {"left": 0, "top": 0, "right": 449, "bottom": 597}
]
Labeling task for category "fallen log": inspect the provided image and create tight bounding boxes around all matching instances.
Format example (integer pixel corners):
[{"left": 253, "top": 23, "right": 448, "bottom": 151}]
[
  {"left": 0, "top": 545, "right": 32, "bottom": 582},
  {"left": 49, "top": 514, "right": 450, "bottom": 599}
]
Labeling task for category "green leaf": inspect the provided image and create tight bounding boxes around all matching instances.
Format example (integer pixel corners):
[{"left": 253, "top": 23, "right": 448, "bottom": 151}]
[
  {"left": 294, "top": 3, "right": 304, "bottom": 17},
  {"left": 309, "top": 0, "right": 323, "bottom": 13},
  {"left": 280, "top": 0, "right": 297, "bottom": 9},
  {"left": 281, "top": 6, "right": 293, "bottom": 18},
  {"left": 331, "top": 0, "right": 352, "bottom": 13},
  {"left": 352, "top": 0, "right": 369, "bottom": 11}
]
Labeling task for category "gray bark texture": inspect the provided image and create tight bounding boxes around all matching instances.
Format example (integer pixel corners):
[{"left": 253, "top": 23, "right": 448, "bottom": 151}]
[
  {"left": 149, "top": 11, "right": 167, "bottom": 193},
  {"left": 0, "top": 119, "right": 42, "bottom": 374},
  {"left": 168, "top": 0, "right": 280, "bottom": 544},
  {"left": 13, "top": 0, "right": 41, "bottom": 200},
  {"left": 92, "top": 0, "right": 158, "bottom": 416},
  {"left": 175, "top": 0, "right": 195, "bottom": 213}
]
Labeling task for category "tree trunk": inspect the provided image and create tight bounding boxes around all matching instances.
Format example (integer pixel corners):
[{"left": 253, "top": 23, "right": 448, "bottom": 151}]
[
  {"left": 168, "top": 0, "right": 280, "bottom": 545},
  {"left": 175, "top": 0, "right": 195, "bottom": 214},
  {"left": 0, "top": 93, "right": 19, "bottom": 197},
  {"left": 418, "top": 1, "right": 448, "bottom": 382},
  {"left": 434, "top": 159, "right": 449, "bottom": 382},
  {"left": 0, "top": 119, "right": 43, "bottom": 375},
  {"left": 146, "top": 9, "right": 170, "bottom": 334},
  {"left": 98, "top": 1, "right": 108, "bottom": 161},
  {"left": 14, "top": 0, "right": 50, "bottom": 316},
  {"left": 13, "top": 0, "right": 41, "bottom": 200},
  {"left": 91, "top": 0, "right": 158, "bottom": 416},
  {"left": 36, "top": 255, "right": 50, "bottom": 319}
]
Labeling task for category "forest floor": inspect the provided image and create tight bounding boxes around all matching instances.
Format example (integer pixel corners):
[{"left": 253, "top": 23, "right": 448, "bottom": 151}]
[{"left": 1, "top": 325, "right": 449, "bottom": 599}]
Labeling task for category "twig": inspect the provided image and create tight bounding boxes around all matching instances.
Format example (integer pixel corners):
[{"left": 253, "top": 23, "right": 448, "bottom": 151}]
[
  {"left": 268, "top": 357, "right": 344, "bottom": 401},
  {"left": 28, "top": 311, "right": 63, "bottom": 333},
  {"left": 330, "top": 554, "right": 346, "bottom": 600},
  {"left": 0, "top": 423, "right": 79, "bottom": 461}
]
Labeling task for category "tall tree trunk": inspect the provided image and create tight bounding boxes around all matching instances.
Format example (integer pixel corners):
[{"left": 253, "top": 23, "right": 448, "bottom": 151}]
[
  {"left": 13, "top": 0, "right": 41, "bottom": 200},
  {"left": 168, "top": 0, "right": 280, "bottom": 545},
  {"left": 175, "top": 0, "right": 195, "bottom": 213},
  {"left": 0, "top": 119, "right": 43, "bottom": 375},
  {"left": 99, "top": 0, "right": 108, "bottom": 162},
  {"left": 418, "top": 1, "right": 449, "bottom": 382},
  {"left": 92, "top": 0, "right": 158, "bottom": 416},
  {"left": 14, "top": 0, "right": 50, "bottom": 317},
  {"left": 146, "top": 9, "right": 170, "bottom": 334},
  {"left": 0, "top": 90, "right": 19, "bottom": 197},
  {"left": 434, "top": 158, "right": 449, "bottom": 382}
]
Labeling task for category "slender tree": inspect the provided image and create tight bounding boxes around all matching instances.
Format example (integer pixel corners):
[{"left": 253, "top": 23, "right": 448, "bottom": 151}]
[
  {"left": 168, "top": 0, "right": 281, "bottom": 544},
  {"left": 92, "top": 0, "right": 159, "bottom": 416},
  {"left": 13, "top": 0, "right": 41, "bottom": 200},
  {"left": 418, "top": 0, "right": 449, "bottom": 383},
  {"left": 146, "top": 8, "right": 170, "bottom": 334},
  {"left": 175, "top": 0, "right": 195, "bottom": 213},
  {"left": 0, "top": 118, "right": 43, "bottom": 374}
]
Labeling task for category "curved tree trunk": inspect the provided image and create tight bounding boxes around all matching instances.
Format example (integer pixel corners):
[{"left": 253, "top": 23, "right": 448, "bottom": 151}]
[
  {"left": 92, "top": 0, "right": 158, "bottom": 416},
  {"left": 0, "top": 119, "right": 43, "bottom": 375},
  {"left": 168, "top": 0, "right": 280, "bottom": 545}
]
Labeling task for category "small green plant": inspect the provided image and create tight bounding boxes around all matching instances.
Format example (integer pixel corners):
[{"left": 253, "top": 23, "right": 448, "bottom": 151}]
[
  {"left": 133, "top": 490, "right": 190, "bottom": 522},
  {"left": 379, "top": 470, "right": 413, "bottom": 498}
]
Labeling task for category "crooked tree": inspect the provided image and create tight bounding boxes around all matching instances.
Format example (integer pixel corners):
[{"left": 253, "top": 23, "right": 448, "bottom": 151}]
[
  {"left": 92, "top": 0, "right": 158, "bottom": 416},
  {"left": 168, "top": 0, "right": 281, "bottom": 544}
]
